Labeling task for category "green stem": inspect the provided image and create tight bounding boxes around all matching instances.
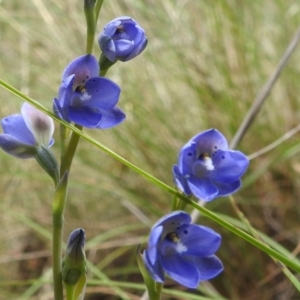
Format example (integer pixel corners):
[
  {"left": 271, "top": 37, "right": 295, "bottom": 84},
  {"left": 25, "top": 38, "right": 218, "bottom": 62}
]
[
  {"left": 52, "top": 172, "right": 69, "bottom": 300},
  {"left": 84, "top": 0, "right": 96, "bottom": 54},
  {"left": 94, "top": 0, "right": 104, "bottom": 24},
  {"left": 60, "top": 124, "right": 83, "bottom": 177}
]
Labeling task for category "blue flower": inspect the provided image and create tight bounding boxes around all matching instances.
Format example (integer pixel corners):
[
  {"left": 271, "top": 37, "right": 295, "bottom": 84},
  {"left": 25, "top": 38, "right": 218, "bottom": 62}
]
[
  {"left": 143, "top": 211, "right": 223, "bottom": 288},
  {"left": 53, "top": 54, "right": 125, "bottom": 128},
  {"left": 0, "top": 103, "right": 54, "bottom": 158},
  {"left": 98, "top": 16, "right": 147, "bottom": 62},
  {"left": 173, "top": 129, "right": 249, "bottom": 202}
]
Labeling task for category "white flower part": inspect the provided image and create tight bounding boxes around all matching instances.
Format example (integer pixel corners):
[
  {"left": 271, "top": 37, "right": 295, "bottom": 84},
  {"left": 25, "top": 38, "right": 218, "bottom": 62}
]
[
  {"left": 81, "top": 91, "right": 92, "bottom": 102},
  {"left": 203, "top": 156, "right": 214, "bottom": 171},
  {"left": 21, "top": 103, "right": 54, "bottom": 146},
  {"left": 175, "top": 241, "right": 187, "bottom": 254}
]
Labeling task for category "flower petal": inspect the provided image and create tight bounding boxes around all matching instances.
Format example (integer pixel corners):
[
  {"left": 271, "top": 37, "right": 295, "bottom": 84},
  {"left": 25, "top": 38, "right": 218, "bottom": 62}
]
[
  {"left": 0, "top": 134, "right": 36, "bottom": 158},
  {"left": 183, "top": 255, "right": 223, "bottom": 281},
  {"left": 114, "top": 40, "right": 134, "bottom": 57},
  {"left": 176, "top": 224, "right": 221, "bottom": 257},
  {"left": 84, "top": 77, "right": 121, "bottom": 110},
  {"left": 210, "top": 150, "right": 249, "bottom": 183},
  {"left": 68, "top": 106, "right": 102, "bottom": 128},
  {"left": 96, "top": 106, "right": 126, "bottom": 129},
  {"left": 192, "top": 129, "right": 228, "bottom": 155},
  {"left": 160, "top": 254, "right": 201, "bottom": 288},
  {"left": 21, "top": 103, "right": 54, "bottom": 147},
  {"left": 125, "top": 36, "right": 148, "bottom": 62},
  {"left": 1, "top": 114, "right": 35, "bottom": 145},
  {"left": 177, "top": 141, "right": 197, "bottom": 175},
  {"left": 143, "top": 250, "right": 165, "bottom": 283},
  {"left": 98, "top": 35, "right": 116, "bottom": 62},
  {"left": 172, "top": 165, "right": 192, "bottom": 195},
  {"left": 187, "top": 176, "right": 218, "bottom": 201},
  {"left": 214, "top": 179, "right": 242, "bottom": 197},
  {"left": 146, "top": 226, "right": 163, "bottom": 266},
  {"left": 152, "top": 211, "right": 191, "bottom": 233},
  {"left": 62, "top": 54, "right": 99, "bottom": 87}
]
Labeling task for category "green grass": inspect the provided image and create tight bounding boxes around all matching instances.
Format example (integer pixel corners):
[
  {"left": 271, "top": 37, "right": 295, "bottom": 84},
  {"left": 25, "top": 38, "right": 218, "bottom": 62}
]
[{"left": 1, "top": 0, "right": 300, "bottom": 299}]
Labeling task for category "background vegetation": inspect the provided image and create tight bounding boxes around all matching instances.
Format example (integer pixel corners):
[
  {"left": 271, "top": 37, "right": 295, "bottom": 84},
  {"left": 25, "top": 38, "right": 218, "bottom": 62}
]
[{"left": 1, "top": 0, "right": 300, "bottom": 299}]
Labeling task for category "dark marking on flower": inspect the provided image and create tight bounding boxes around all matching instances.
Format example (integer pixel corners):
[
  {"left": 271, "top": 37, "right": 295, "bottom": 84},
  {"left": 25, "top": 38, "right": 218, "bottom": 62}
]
[
  {"left": 116, "top": 25, "right": 125, "bottom": 34},
  {"left": 184, "top": 230, "right": 188, "bottom": 234},
  {"left": 222, "top": 155, "right": 225, "bottom": 159},
  {"left": 76, "top": 86, "right": 87, "bottom": 94},
  {"left": 214, "top": 146, "right": 218, "bottom": 149},
  {"left": 166, "top": 232, "right": 179, "bottom": 242},
  {"left": 187, "top": 152, "right": 192, "bottom": 156},
  {"left": 199, "top": 153, "right": 209, "bottom": 160}
]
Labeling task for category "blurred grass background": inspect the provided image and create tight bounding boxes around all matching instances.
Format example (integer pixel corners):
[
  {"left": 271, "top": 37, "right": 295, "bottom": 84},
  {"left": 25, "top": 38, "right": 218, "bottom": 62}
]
[{"left": 1, "top": 0, "right": 300, "bottom": 299}]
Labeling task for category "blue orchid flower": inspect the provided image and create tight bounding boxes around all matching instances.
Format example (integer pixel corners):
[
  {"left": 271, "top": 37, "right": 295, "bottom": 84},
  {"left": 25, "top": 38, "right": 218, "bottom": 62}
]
[
  {"left": 98, "top": 16, "right": 148, "bottom": 62},
  {"left": 53, "top": 54, "right": 125, "bottom": 128},
  {"left": 0, "top": 102, "right": 54, "bottom": 158},
  {"left": 143, "top": 211, "right": 223, "bottom": 288},
  {"left": 173, "top": 129, "right": 249, "bottom": 201}
]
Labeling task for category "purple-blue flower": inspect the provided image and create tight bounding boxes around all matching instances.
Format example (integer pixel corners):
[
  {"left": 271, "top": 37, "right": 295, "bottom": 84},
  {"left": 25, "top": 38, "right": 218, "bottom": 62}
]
[
  {"left": 143, "top": 211, "right": 223, "bottom": 288},
  {"left": 173, "top": 129, "right": 249, "bottom": 202},
  {"left": 53, "top": 54, "right": 125, "bottom": 128},
  {"left": 98, "top": 16, "right": 147, "bottom": 62},
  {"left": 0, "top": 103, "right": 54, "bottom": 158}
]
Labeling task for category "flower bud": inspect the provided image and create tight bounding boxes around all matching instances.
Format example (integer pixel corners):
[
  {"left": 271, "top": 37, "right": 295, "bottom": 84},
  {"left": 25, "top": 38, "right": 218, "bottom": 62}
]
[
  {"left": 62, "top": 228, "right": 87, "bottom": 286},
  {"left": 98, "top": 16, "right": 147, "bottom": 62}
]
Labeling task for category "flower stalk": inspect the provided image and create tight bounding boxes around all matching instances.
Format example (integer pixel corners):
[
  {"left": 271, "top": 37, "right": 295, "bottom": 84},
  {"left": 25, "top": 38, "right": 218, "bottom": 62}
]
[{"left": 52, "top": 172, "right": 69, "bottom": 300}]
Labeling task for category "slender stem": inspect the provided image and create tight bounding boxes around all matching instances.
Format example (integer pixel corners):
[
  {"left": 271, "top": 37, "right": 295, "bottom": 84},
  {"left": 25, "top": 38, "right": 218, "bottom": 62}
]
[
  {"left": 52, "top": 211, "right": 64, "bottom": 300},
  {"left": 60, "top": 124, "right": 83, "bottom": 176},
  {"left": 52, "top": 172, "right": 69, "bottom": 300},
  {"left": 94, "top": 0, "right": 104, "bottom": 24},
  {"left": 230, "top": 25, "right": 300, "bottom": 149},
  {"left": 84, "top": 0, "right": 96, "bottom": 54}
]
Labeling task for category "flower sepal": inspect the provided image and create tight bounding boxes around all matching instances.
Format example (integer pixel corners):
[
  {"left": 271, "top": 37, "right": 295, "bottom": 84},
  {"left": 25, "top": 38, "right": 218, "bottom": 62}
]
[
  {"left": 35, "top": 145, "right": 59, "bottom": 186},
  {"left": 136, "top": 245, "right": 163, "bottom": 300}
]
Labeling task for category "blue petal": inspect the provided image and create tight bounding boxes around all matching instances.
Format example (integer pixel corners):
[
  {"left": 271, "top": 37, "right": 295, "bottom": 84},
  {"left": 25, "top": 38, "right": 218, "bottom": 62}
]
[
  {"left": 214, "top": 179, "right": 242, "bottom": 197},
  {"left": 58, "top": 75, "right": 75, "bottom": 106},
  {"left": 160, "top": 254, "right": 201, "bottom": 288},
  {"left": 187, "top": 176, "right": 218, "bottom": 201},
  {"left": 103, "top": 19, "right": 121, "bottom": 36},
  {"left": 68, "top": 106, "right": 102, "bottom": 128},
  {"left": 176, "top": 224, "right": 221, "bottom": 257},
  {"left": 114, "top": 39, "right": 134, "bottom": 57},
  {"left": 143, "top": 250, "right": 165, "bottom": 283},
  {"left": 53, "top": 98, "right": 70, "bottom": 122},
  {"left": 96, "top": 106, "right": 126, "bottom": 129},
  {"left": 191, "top": 129, "right": 228, "bottom": 155},
  {"left": 0, "top": 134, "right": 36, "bottom": 158},
  {"left": 147, "top": 226, "right": 163, "bottom": 266},
  {"left": 152, "top": 211, "right": 191, "bottom": 235},
  {"left": 62, "top": 54, "right": 99, "bottom": 87},
  {"left": 1, "top": 114, "right": 35, "bottom": 145},
  {"left": 84, "top": 77, "right": 121, "bottom": 110},
  {"left": 98, "top": 34, "right": 116, "bottom": 62},
  {"left": 172, "top": 165, "right": 192, "bottom": 195},
  {"left": 177, "top": 141, "right": 197, "bottom": 175},
  {"left": 210, "top": 150, "right": 249, "bottom": 183},
  {"left": 125, "top": 37, "right": 148, "bottom": 61},
  {"left": 183, "top": 255, "right": 223, "bottom": 281}
]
